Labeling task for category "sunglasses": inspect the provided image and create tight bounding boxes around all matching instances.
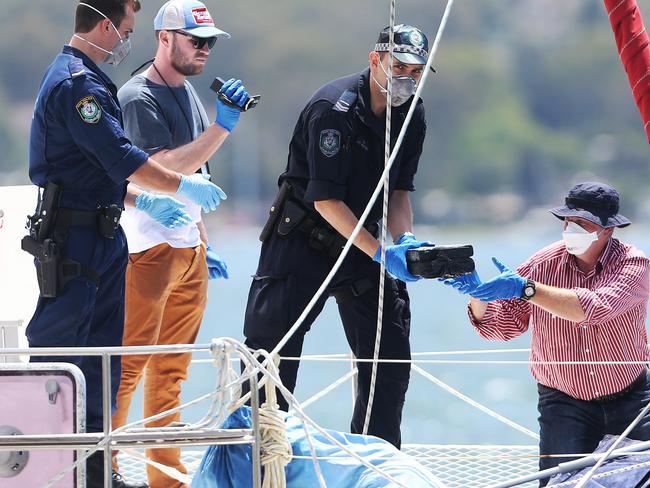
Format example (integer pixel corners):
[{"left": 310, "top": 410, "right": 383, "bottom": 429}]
[{"left": 174, "top": 30, "right": 217, "bottom": 50}]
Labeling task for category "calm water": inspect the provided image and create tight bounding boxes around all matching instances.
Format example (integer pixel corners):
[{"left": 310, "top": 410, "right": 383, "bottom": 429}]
[{"left": 125, "top": 222, "right": 650, "bottom": 446}]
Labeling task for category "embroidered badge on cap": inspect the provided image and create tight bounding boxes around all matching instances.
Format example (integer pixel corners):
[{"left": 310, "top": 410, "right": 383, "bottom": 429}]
[
  {"left": 192, "top": 7, "right": 213, "bottom": 24},
  {"left": 75, "top": 96, "right": 102, "bottom": 124},
  {"left": 319, "top": 129, "right": 341, "bottom": 158},
  {"left": 409, "top": 29, "right": 424, "bottom": 48}
]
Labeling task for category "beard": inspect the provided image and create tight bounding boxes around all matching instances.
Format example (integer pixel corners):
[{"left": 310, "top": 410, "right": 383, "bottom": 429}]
[{"left": 170, "top": 40, "right": 204, "bottom": 76}]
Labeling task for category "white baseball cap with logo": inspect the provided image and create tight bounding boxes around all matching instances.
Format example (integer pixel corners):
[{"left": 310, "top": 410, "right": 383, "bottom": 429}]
[{"left": 154, "top": 0, "right": 231, "bottom": 39}]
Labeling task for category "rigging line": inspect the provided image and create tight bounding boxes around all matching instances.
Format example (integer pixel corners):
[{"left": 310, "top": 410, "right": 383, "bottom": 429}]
[
  {"left": 364, "top": 0, "right": 397, "bottom": 437},
  {"left": 293, "top": 368, "right": 358, "bottom": 412},
  {"left": 558, "top": 461, "right": 650, "bottom": 487},
  {"left": 574, "top": 397, "right": 650, "bottom": 488},
  {"left": 189, "top": 348, "right": 533, "bottom": 365},
  {"left": 249, "top": 349, "right": 409, "bottom": 488},
  {"left": 412, "top": 364, "right": 540, "bottom": 440},
  {"left": 268, "top": 0, "right": 455, "bottom": 365},
  {"left": 276, "top": 357, "right": 650, "bottom": 365}
]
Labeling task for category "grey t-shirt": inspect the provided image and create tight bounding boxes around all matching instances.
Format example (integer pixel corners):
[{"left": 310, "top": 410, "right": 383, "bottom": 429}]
[
  {"left": 118, "top": 74, "right": 210, "bottom": 156},
  {"left": 118, "top": 74, "right": 210, "bottom": 252}
]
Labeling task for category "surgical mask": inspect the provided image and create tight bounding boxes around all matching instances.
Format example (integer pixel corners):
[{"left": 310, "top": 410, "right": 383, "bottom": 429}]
[
  {"left": 74, "top": 3, "right": 132, "bottom": 66},
  {"left": 371, "top": 59, "right": 417, "bottom": 107},
  {"left": 562, "top": 221, "right": 600, "bottom": 256}
]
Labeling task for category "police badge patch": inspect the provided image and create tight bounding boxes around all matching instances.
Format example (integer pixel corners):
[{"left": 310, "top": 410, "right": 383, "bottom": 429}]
[
  {"left": 319, "top": 129, "right": 341, "bottom": 158},
  {"left": 75, "top": 95, "right": 102, "bottom": 124}
]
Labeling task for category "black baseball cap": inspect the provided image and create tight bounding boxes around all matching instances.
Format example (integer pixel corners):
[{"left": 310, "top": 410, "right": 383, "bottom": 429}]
[
  {"left": 550, "top": 182, "right": 631, "bottom": 228},
  {"left": 375, "top": 24, "right": 432, "bottom": 69}
]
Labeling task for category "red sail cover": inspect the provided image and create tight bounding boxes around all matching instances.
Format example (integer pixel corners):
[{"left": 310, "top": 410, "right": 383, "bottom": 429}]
[{"left": 605, "top": 0, "right": 650, "bottom": 142}]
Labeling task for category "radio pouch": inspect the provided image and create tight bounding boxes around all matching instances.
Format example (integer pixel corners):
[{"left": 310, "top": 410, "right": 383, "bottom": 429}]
[{"left": 277, "top": 200, "right": 307, "bottom": 237}]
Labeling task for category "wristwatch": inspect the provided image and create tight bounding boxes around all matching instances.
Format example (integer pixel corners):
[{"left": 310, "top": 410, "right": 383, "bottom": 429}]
[{"left": 520, "top": 279, "right": 536, "bottom": 301}]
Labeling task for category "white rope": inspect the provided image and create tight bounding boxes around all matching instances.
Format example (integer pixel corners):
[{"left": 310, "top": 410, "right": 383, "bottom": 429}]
[
  {"left": 259, "top": 357, "right": 292, "bottom": 488},
  {"left": 120, "top": 448, "right": 193, "bottom": 485},
  {"left": 293, "top": 368, "right": 358, "bottom": 411},
  {"left": 412, "top": 364, "right": 540, "bottom": 440},
  {"left": 276, "top": 357, "right": 650, "bottom": 366},
  {"left": 364, "top": 0, "right": 396, "bottom": 437}
]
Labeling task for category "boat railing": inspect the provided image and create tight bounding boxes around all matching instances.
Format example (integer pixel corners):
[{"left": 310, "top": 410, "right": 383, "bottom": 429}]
[{"left": 0, "top": 340, "right": 263, "bottom": 488}]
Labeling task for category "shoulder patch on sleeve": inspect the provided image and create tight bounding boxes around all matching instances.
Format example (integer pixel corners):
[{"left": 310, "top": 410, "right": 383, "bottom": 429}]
[
  {"left": 75, "top": 95, "right": 102, "bottom": 124},
  {"left": 319, "top": 129, "right": 341, "bottom": 157}
]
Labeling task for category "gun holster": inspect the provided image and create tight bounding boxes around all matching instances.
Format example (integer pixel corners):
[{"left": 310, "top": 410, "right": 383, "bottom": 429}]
[
  {"left": 21, "top": 236, "right": 59, "bottom": 298},
  {"left": 22, "top": 183, "right": 105, "bottom": 297}
]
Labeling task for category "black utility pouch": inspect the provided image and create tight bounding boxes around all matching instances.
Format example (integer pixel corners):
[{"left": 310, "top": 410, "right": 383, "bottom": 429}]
[
  {"left": 407, "top": 244, "right": 475, "bottom": 279},
  {"left": 260, "top": 181, "right": 292, "bottom": 243},
  {"left": 277, "top": 200, "right": 307, "bottom": 237},
  {"left": 97, "top": 205, "right": 122, "bottom": 239}
]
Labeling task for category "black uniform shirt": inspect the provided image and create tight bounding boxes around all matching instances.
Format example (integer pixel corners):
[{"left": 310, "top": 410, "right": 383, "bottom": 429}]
[{"left": 280, "top": 68, "right": 426, "bottom": 223}]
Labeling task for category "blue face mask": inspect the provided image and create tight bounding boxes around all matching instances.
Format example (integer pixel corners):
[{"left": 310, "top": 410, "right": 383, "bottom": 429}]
[{"left": 74, "top": 2, "right": 132, "bottom": 67}]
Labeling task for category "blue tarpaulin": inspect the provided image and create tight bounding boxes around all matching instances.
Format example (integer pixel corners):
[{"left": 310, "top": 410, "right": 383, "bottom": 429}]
[
  {"left": 191, "top": 406, "right": 446, "bottom": 488},
  {"left": 549, "top": 435, "right": 650, "bottom": 487}
]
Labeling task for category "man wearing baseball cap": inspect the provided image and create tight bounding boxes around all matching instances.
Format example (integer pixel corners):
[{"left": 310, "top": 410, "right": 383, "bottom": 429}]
[
  {"left": 111, "top": 1, "right": 250, "bottom": 487},
  {"left": 445, "top": 182, "right": 650, "bottom": 485},
  {"left": 242, "top": 24, "right": 432, "bottom": 448}
]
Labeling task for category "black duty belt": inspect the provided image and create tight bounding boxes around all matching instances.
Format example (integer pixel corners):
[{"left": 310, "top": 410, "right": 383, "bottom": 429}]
[
  {"left": 592, "top": 368, "right": 647, "bottom": 404},
  {"left": 331, "top": 275, "right": 398, "bottom": 302},
  {"left": 55, "top": 205, "right": 122, "bottom": 239}
]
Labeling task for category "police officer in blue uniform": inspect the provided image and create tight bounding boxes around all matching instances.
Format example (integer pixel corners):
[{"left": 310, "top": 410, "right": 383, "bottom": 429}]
[
  {"left": 25, "top": 2, "right": 231, "bottom": 486},
  {"left": 244, "top": 25, "right": 431, "bottom": 448}
]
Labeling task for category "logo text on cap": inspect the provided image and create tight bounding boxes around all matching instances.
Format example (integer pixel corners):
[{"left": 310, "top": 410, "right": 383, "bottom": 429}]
[{"left": 192, "top": 7, "right": 213, "bottom": 25}]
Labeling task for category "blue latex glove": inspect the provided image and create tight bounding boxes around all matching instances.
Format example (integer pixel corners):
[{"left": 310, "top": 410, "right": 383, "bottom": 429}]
[
  {"left": 176, "top": 174, "right": 227, "bottom": 213},
  {"left": 206, "top": 245, "right": 229, "bottom": 280},
  {"left": 135, "top": 192, "right": 192, "bottom": 229},
  {"left": 373, "top": 242, "right": 422, "bottom": 282},
  {"left": 395, "top": 232, "right": 434, "bottom": 248},
  {"left": 442, "top": 270, "right": 482, "bottom": 295},
  {"left": 470, "top": 257, "right": 526, "bottom": 302},
  {"left": 215, "top": 78, "right": 249, "bottom": 132}
]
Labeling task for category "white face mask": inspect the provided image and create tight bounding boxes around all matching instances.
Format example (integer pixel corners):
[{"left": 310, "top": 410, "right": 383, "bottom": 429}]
[
  {"left": 371, "top": 58, "right": 417, "bottom": 107},
  {"left": 562, "top": 221, "right": 600, "bottom": 256},
  {"left": 74, "top": 3, "right": 132, "bottom": 66}
]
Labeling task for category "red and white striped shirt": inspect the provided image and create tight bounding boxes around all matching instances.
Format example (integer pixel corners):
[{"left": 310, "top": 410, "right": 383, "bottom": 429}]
[{"left": 469, "top": 238, "right": 650, "bottom": 401}]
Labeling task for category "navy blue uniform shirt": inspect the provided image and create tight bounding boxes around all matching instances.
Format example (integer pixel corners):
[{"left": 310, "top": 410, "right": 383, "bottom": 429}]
[
  {"left": 280, "top": 68, "right": 426, "bottom": 223},
  {"left": 29, "top": 45, "right": 148, "bottom": 210}
]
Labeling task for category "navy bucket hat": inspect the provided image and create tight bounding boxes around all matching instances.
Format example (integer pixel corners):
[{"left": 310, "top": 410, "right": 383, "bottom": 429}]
[{"left": 550, "top": 182, "right": 631, "bottom": 228}]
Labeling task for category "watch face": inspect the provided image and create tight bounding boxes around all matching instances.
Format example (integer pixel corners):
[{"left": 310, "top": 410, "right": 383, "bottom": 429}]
[{"left": 525, "top": 286, "right": 535, "bottom": 297}]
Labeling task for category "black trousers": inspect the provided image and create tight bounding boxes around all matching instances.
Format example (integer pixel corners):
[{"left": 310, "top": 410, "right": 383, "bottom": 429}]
[{"left": 242, "top": 232, "right": 411, "bottom": 448}]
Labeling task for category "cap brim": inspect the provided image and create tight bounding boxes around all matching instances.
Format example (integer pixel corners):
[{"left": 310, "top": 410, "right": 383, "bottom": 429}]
[
  {"left": 549, "top": 207, "right": 631, "bottom": 228},
  {"left": 184, "top": 26, "right": 231, "bottom": 39},
  {"left": 394, "top": 52, "right": 427, "bottom": 65}
]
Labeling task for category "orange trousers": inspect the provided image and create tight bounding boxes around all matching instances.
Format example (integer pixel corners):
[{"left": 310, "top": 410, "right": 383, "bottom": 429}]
[{"left": 112, "top": 243, "right": 208, "bottom": 488}]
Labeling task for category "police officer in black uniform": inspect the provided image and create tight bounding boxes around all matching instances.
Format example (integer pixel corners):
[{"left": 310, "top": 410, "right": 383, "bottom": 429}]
[
  {"left": 244, "top": 24, "right": 431, "bottom": 448},
  {"left": 25, "top": 2, "right": 229, "bottom": 486}
]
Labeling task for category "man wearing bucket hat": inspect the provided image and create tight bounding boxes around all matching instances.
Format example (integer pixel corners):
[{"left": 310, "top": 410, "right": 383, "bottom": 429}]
[
  {"left": 111, "top": 1, "right": 249, "bottom": 487},
  {"left": 243, "top": 24, "right": 432, "bottom": 448},
  {"left": 445, "top": 182, "right": 650, "bottom": 485}
]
